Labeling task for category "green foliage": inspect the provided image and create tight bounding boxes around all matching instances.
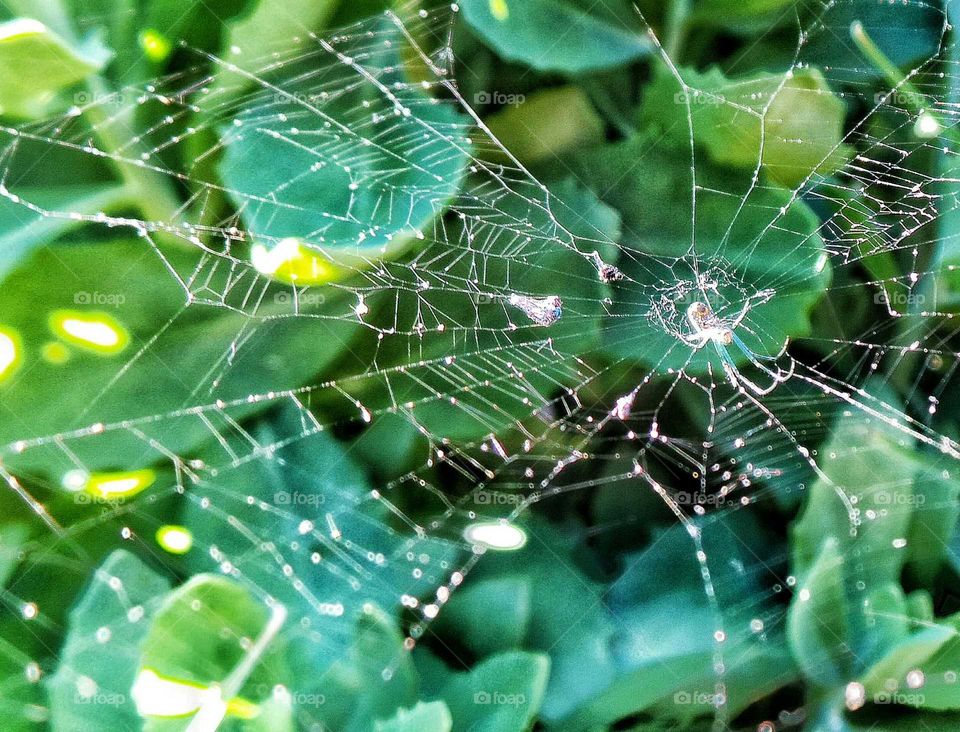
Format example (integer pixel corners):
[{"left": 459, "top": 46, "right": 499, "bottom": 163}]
[
  {"left": 0, "top": 18, "right": 109, "bottom": 117},
  {"left": 640, "top": 66, "right": 853, "bottom": 187},
  {"left": 459, "top": 0, "right": 652, "bottom": 73},
  {"left": 572, "top": 132, "right": 830, "bottom": 371},
  {"left": 0, "top": 0, "right": 958, "bottom": 731}
]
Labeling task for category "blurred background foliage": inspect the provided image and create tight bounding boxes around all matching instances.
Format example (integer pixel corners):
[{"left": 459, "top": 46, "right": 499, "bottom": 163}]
[{"left": 2, "top": 0, "right": 960, "bottom": 730}]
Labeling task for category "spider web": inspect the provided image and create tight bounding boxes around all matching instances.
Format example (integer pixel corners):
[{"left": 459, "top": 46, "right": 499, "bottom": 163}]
[{"left": 0, "top": 0, "right": 959, "bottom": 729}]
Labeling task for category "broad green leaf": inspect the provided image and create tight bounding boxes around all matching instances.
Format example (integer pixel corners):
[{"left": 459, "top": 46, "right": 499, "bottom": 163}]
[
  {"left": 318, "top": 607, "right": 420, "bottom": 732},
  {"left": 437, "top": 651, "right": 549, "bottom": 732},
  {"left": 47, "top": 550, "right": 171, "bottom": 730},
  {"left": 791, "top": 417, "right": 921, "bottom": 585},
  {"left": 437, "top": 516, "right": 795, "bottom": 727},
  {"left": 874, "top": 612, "right": 960, "bottom": 711},
  {"left": 640, "top": 66, "right": 853, "bottom": 187},
  {"left": 565, "top": 512, "right": 794, "bottom": 728},
  {"left": 0, "top": 19, "right": 110, "bottom": 117},
  {"left": 218, "top": 15, "right": 469, "bottom": 274},
  {"left": 571, "top": 133, "right": 830, "bottom": 373},
  {"left": 177, "top": 403, "right": 452, "bottom": 730},
  {"left": 483, "top": 86, "right": 605, "bottom": 165},
  {"left": 904, "top": 467, "right": 960, "bottom": 587},
  {"left": 0, "top": 624, "right": 47, "bottom": 731},
  {"left": 806, "top": 690, "right": 960, "bottom": 732},
  {"left": 134, "top": 574, "right": 291, "bottom": 730},
  {"left": 349, "top": 411, "right": 428, "bottom": 481},
  {"left": 375, "top": 701, "right": 452, "bottom": 732},
  {"left": 181, "top": 403, "right": 460, "bottom": 614},
  {"left": 459, "top": 0, "right": 652, "bottom": 74},
  {"left": 0, "top": 239, "right": 360, "bottom": 475}
]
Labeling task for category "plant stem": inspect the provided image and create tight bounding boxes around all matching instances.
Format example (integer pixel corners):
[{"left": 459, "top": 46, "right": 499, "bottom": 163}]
[
  {"left": 664, "top": 0, "right": 691, "bottom": 60},
  {"left": 850, "top": 22, "right": 926, "bottom": 111},
  {"left": 83, "top": 76, "right": 186, "bottom": 230}
]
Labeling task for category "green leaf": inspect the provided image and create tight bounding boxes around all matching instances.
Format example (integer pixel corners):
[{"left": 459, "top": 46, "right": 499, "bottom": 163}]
[
  {"left": 791, "top": 416, "right": 921, "bottom": 585},
  {"left": 134, "top": 574, "right": 291, "bottom": 730},
  {"left": 305, "top": 605, "right": 419, "bottom": 732},
  {"left": 0, "top": 239, "right": 360, "bottom": 474},
  {"left": 787, "top": 538, "right": 854, "bottom": 686},
  {"left": 690, "top": 0, "right": 795, "bottom": 29},
  {"left": 432, "top": 576, "right": 532, "bottom": 658},
  {"left": 217, "top": 16, "right": 469, "bottom": 272},
  {"left": 181, "top": 403, "right": 460, "bottom": 614},
  {"left": 572, "top": 133, "right": 830, "bottom": 373},
  {"left": 0, "top": 523, "right": 28, "bottom": 588},
  {"left": 349, "top": 411, "right": 428, "bottom": 481},
  {"left": 437, "top": 651, "right": 549, "bottom": 732},
  {"left": 797, "top": 0, "right": 944, "bottom": 86},
  {"left": 438, "top": 516, "right": 795, "bottom": 727},
  {"left": 872, "top": 612, "right": 960, "bottom": 711},
  {"left": 639, "top": 66, "right": 853, "bottom": 187},
  {"left": 786, "top": 408, "right": 950, "bottom": 686},
  {"left": 143, "top": 0, "right": 255, "bottom": 57},
  {"left": 0, "top": 184, "right": 126, "bottom": 280},
  {"left": 206, "top": 0, "right": 342, "bottom": 103},
  {"left": 904, "top": 467, "right": 960, "bottom": 587},
  {"left": 563, "top": 513, "right": 795, "bottom": 728},
  {"left": 859, "top": 624, "right": 956, "bottom": 703},
  {"left": 47, "top": 550, "right": 171, "bottom": 730},
  {"left": 375, "top": 701, "right": 452, "bottom": 732},
  {"left": 459, "top": 0, "right": 653, "bottom": 74},
  {"left": 483, "top": 86, "right": 605, "bottom": 165},
  {"left": 0, "top": 18, "right": 110, "bottom": 117}
]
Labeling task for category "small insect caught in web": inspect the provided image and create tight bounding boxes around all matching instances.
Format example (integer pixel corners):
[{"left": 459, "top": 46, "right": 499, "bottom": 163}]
[{"left": 508, "top": 293, "right": 563, "bottom": 327}]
